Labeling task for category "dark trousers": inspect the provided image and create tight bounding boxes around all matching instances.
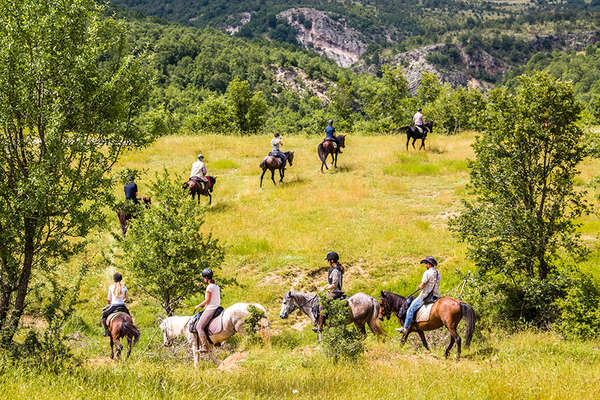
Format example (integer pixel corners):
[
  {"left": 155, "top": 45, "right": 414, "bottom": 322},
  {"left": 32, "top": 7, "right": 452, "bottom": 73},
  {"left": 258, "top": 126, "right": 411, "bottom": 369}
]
[{"left": 101, "top": 304, "right": 130, "bottom": 332}]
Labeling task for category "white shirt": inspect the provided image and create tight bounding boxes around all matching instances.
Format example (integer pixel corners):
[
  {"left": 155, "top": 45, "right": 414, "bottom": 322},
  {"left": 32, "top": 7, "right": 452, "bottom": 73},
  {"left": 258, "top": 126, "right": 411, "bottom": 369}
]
[
  {"left": 413, "top": 112, "right": 424, "bottom": 126},
  {"left": 206, "top": 283, "right": 221, "bottom": 306},
  {"left": 271, "top": 138, "right": 282, "bottom": 152},
  {"left": 418, "top": 268, "right": 440, "bottom": 301},
  {"left": 108, "top": 284, "right": 127, "bottom": 305},
  {"left": 190, "top": 160, "right": 207, "bottom": 178}
]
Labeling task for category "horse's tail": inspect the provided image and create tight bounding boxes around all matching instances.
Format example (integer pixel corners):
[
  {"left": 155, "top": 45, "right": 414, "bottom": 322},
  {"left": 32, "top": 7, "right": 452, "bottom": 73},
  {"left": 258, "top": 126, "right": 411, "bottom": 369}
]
[
  {"left": 460, "top": 302, "right": 475, "bottom": 348},
  {"left": 122, "top": 319, "right": 141, "bottom": 345},
  {"left": 317, "top": 143, "right": 326, "bottom": 163},
  {"left": 368, "top": 297, "right": 384, "bottom": 336}
]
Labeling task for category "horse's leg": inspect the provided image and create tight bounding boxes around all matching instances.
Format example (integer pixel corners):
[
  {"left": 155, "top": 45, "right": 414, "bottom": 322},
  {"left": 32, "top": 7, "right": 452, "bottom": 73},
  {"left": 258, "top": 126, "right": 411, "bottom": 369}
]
[
  {"left": 127, "top": 335, "right": 133, "bottom": 359},
  {"left": 412, "top": 137, "right": 417, "bottom": 149},
  {"left": 271, "top": 169, "right": 276, "bottom": 186},
  {"left": 417, "top": 330, "right": 430, "bottom": 351},
  {"left": 205, "top": 344, "right": 220, "bottom": 365},
  {"left": 110, "top": 335, "right": 115, "bottom": 359},
  {"left": 406, "top": 135, "right": 410, "bottom": 150},
  {"left": 260, "top": 168, "right": 266, "bottom": 188},
  {"left": 354, "top": 321, "right": 367, "bottom": 337},
  {"left": 208, "top": 193, "right": 212, "bottom": 205},
  {"left": 114, "top": 337, "right": 123, "bottom": 360},
  {"left": 445, "top": 335, "right": 455, "bottom": 359},
  {"left": 279, "top": 167, "right": 284, "bottom": 183},
  {"left": 334, "top": 152, "right": 338, "bottom": 168},
  {"left": 420, "top": 138, "right": 425, "bottom": 150},
  {"left": 192, "top": 335, "right": 199, "bottom": 368}
]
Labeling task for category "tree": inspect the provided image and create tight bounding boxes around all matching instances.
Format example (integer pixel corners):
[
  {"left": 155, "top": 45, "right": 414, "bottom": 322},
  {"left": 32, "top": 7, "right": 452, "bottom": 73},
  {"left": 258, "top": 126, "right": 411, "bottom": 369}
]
[
  {"left": 450, "top": 72, "right": 587, "bottom": 284},
  {"left": 225, "top": 78, "right": 268, "bottom": 133},
  {"left": 0, "top": 0, "right": 153, "bottom": 346},
  {"left": 118, "top": 171, "right": 225, "bottom": 316}
]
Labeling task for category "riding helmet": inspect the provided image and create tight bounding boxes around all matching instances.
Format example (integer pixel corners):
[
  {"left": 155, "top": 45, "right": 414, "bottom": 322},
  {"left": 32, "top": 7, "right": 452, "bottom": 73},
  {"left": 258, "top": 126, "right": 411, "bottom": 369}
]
[
  {"left": 420, "top": 256, "right": 437, "bottom": 267},
  {"left": 113, "top": 272, "right": 123, "bottom": 282},
  {"left": 418, "top": 107, "right": 422, "bottom": 112},
  {"left": 274, "top": 133, "right": 280, "bottom": 137},
  {"left": 325, "top": 252, "right": 340, "bottom": 262},
  {"left": 197, "top": 154, "right": 204, "bottom": 160},
  {"left": 328, "top": 120, "right": 333, "bottom": 125},
  {"left": 202, "top": 268, "right": 213, "bottom": 280}
]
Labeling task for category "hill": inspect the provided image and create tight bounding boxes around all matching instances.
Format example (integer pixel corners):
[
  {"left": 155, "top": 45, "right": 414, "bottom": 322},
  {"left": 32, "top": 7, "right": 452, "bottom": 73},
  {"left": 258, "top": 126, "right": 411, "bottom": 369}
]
[{"left": 2, "top": 133, "right": 600, "bottom": 398}]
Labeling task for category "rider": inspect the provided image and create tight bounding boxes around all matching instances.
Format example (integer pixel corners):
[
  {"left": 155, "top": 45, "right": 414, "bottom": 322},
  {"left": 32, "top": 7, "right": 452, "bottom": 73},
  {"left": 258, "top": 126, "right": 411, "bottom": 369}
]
[
  {"left": 413, "top": 108, "right": 427, "bottom": 135},
  {"left": 190, "top": 154, "right": 209, "bottom": 186},
  {"left": 396, "top": 256, "right": 441, "bottom": 335},
  {"left": 101, "top": 272, "right": 131, "bottom": 337},
  {"left": 270, "top": 133, "right": 287, "bottom": 164},
  {"left": 313, "top": 251, "right": 346, "bottom": 332},
  {"left": 324, "top": 120, "right": 342, "bottom": 153},
  {"left": 124, "top": 176, "right": 139, "bottom": 205},
  {"left": 193, "top": 268, "right": 221, "bottom": 352}
]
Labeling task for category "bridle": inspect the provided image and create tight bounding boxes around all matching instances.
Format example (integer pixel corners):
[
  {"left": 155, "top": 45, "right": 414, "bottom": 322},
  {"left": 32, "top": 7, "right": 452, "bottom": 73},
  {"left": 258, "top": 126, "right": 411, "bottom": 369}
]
[{"left": 289, "top": 292, "right": 318, "bottom": 310}]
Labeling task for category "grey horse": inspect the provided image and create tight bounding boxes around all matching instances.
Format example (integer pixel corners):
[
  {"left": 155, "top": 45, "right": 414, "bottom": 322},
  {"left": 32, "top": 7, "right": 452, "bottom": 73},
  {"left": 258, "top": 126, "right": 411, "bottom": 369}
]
[{"left": 279, "top": 290, "right": 383, "bottom": 342}]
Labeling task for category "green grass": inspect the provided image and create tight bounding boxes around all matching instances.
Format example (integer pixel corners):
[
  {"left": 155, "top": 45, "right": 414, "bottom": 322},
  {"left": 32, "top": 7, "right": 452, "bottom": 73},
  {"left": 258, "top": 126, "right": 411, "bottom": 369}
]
[{"left": 8, "top": 132, "right": 600, "bottom": 399}]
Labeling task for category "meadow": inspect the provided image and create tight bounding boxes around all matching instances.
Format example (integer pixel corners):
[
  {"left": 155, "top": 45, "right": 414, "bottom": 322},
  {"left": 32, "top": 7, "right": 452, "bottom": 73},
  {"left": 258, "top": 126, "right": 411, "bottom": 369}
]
[{"left": 1, "top": 133, "right": 599, "bottom": 399}]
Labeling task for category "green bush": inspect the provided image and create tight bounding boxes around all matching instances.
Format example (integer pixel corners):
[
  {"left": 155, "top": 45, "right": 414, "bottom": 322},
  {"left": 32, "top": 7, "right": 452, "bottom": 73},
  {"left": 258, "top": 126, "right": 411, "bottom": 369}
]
[
  {"left": 554, "top": 275, "right": 600, "bottom": 339},
  {"left": 243, "top": 305, "right": 267, "bottom": 347},
  {"left": 319, "top": 293, "right": 364, "bottom": 362}
]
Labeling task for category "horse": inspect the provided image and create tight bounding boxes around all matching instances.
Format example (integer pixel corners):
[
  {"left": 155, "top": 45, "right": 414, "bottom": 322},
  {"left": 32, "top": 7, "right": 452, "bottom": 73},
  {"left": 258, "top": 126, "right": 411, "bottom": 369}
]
[
  {"left": 279, "top": 290, "right": 383, "bottom": 342},
  {"left": 396, "top": 120, "right": 434, "bottom": 150},
  {"left": 259, "top": 151, "right": 294, "bottom": 188},
  {"left": 317, "top": 135, "right": 346, "bottom": 172},
  {"left": 159, "top": 303, "right": 269, "bottom": 367},
  {"left": 116, "top": 197, "right": 151, "bottom": 235},
  {"left": 378, "top": 290, "right": 475, "bottom": 359},
  {"left": 182, "top": 176, "right": 217, "bottom": 205},
  {"left": 107, "top": 312, "right": 140, "bottom": 360}
]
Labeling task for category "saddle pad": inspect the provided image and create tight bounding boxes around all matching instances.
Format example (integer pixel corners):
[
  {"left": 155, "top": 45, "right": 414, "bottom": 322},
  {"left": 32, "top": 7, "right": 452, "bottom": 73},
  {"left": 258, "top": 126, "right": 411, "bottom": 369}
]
[
  {"left": 415, "top": 303, "right": 434, "bottom": 322},
  {"left": 107, "top": 312, "right": 129, "bottom": 326},
  {"left": 196, "top": 314, "right": 223, "bottom": 337}
]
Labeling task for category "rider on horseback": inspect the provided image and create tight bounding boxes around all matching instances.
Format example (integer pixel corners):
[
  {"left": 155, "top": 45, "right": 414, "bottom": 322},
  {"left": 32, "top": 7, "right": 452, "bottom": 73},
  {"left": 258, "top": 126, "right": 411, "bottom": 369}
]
[
  {"left": 101, "top": 272, "right": 131, "bottom": 337},
  {"left": 193, "top": 268, "right": 221, "bottom": 353},
  {"left": 324, "top": 120, "right": 342, "bottom": 153},
  {"left": 190, "top": 154, "right": 209, "bottom": 186},
  {"left": 269, "top": 133, "right": 287, "bottom": 164},
  {"left": 313, "top": 251, "right": 346, "bottom": 332},
  {"left": 413, "top": 108, "right": 427, "bottom": 135},
  {"left": 124, "top": 176, "right": 140, "bottom": 205},
  {"left": 396, "top": 256, "right": 441, "bottom": 335}
]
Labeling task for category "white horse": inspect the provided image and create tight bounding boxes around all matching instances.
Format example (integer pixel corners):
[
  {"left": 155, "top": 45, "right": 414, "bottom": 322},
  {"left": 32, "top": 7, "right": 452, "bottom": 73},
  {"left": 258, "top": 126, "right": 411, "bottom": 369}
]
[{"left": 159, "top": 302, "right": 269, "bottom": 366}]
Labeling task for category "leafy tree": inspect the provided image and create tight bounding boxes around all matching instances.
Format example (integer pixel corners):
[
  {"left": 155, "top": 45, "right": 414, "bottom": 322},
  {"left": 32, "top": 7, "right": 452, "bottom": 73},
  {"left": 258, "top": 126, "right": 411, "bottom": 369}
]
[
  {"left": 416, "top": 72, "right": 442, "bottom": 105},
  {"left": 118, "top": 170, "right": 225, "bottom": 316},
  {"left": 0, "top": 0, "right": 153, "bottom": 347},
  {"left": 225, "top": 78, "right": 268, "bottom": 133},
  {"left": 450, "top": 73, "right": 588, "bottom": 324},
  {"left": 319, "top": 293, "right": 364, "bottom": 362}
]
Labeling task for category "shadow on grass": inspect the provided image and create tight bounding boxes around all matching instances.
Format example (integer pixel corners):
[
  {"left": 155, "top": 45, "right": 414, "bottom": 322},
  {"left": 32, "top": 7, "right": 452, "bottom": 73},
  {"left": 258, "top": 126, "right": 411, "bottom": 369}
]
[
  {"left": 279, "top": 176, "right": 307, "bottom": 186},
  {"left": 208, "top": 201, "right": 233, "bottom": 213}
]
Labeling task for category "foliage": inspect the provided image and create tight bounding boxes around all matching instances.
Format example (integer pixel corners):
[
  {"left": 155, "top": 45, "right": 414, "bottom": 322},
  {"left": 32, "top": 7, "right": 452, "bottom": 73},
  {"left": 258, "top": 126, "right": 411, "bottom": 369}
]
[
  {"left": 318, "top": 293, "right": 364, "bottom": 362},
  {"left": 244, "top": 305, "right": 267, "bottom": 346},
  {"left": 424, "top": 84, "right": 486, "bottom": 134},
  {"left": 0, "top": 0, "right": 153, "bottom": 347},
  {"left": 226, "top": 78, "right": 268, "bottom": 134},
  {"left": 117, "top": 170, "right": 225, "bottom": 316},
  {"left": 554, "top": 274, "right": 600, "bottom": 339},
  {"left": 450, "top": 72, "right": 588, "bottom": 327}
]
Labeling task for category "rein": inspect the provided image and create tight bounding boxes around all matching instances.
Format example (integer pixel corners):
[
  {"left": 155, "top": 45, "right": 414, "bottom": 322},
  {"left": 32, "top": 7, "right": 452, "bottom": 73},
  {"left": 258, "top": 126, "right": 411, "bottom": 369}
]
[{"left": 295, "top": 294, "right": 318, "bottom": 309}]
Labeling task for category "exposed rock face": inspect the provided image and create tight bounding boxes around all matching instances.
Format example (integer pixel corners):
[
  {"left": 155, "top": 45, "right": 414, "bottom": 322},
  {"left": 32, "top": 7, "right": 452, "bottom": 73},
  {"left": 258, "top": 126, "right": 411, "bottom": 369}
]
[
  {"left": 278, "top": 8, "right": 367, "bottom": 67},
  {"left": 224, "top": 12, "right": 251, "bottom": 35},
  {"left": 270, "top": 65, "right": 331, "bottom": 102}
]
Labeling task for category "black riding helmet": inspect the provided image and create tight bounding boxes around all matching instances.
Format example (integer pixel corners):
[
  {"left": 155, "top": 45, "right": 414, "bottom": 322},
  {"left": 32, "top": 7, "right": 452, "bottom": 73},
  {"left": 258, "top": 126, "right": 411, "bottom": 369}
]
[
  {"left": 274, "top": 133, "right": 280, "bottom": 137},
  {"left": 325, "top": 252, "right": 339, "bottom": 262},
  {"left": 420, "top": 256, "right": 438, "bottom": 267},
  {"left": 113, "top": 272, "right": 123, "bottom": 282},
  {"left": 202, "top": 268, "right": 213, "bottom": 280}
]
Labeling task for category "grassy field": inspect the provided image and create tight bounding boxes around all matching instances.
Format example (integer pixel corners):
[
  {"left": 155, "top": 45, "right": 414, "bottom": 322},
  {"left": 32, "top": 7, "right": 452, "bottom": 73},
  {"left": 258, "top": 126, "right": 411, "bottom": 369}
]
[{"left": 2, "top": 133, "right": 600, "bottom": 399}]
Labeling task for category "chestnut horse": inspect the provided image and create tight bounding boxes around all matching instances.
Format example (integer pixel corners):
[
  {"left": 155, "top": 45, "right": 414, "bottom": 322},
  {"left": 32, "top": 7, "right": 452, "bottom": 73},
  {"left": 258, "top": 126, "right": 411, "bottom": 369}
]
[
  {"left": 116, "top": 197, "right": 151, "bottom": 235},
  {"left": 182, "top": 176, "right": 216, "bottom": 204},
  {"left": 396, "top": 120, "right": 434, "bottom": 150},
  {"left": 259, "top": 151, "right": 294, "bottom": 188},
  {"left": 108, "top": 312, "right": 140, "bottom": 359},
  {"left": 379, "top": 290, "right": 475, "bottom": 359},
  {"left": 318, "top": 135, "right": 346, "bottom": 172}
]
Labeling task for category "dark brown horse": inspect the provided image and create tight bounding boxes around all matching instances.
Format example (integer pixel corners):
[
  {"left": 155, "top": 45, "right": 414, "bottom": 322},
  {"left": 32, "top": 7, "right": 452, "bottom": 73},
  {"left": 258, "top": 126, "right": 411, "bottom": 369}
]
[
  {"left": 182, "top": 176, "right": 216, "bottom": 204},
  {"left": 116, "top": 197, "right": 151, "bottom": 235},
  {"left": 318, "top": 135, "right": 346, "bottom": 172},
  {"left": 259, "top": 151, "right": 294, "bottom": 188},
  {"left": 108, "top": 312, "right": 140, "bottom": 359},
  {"left": 379, "top": 290, "right": 475, "bottom": 359},
  {"left": 396, "top": 121, "right": 434, "bottom": 150}
]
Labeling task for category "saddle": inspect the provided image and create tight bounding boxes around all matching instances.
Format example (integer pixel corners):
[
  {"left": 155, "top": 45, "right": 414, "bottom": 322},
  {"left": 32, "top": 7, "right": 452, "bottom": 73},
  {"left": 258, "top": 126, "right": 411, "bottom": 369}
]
[
  {"left": 322, "top": 138, "right": 338, "bottom": 148},
  {"left": 106, "top": 312, "right": 129, "bottom": 326},
  {"left": 188, "top": 176, "right": 211, "bottom": 191},
  {"left": 416, "top": 295, "right": 440, "bottom": 322},
  {"left": 188, "top": 306, "right": 225, "bottom": 342},
  {"left": 268, "top": 152, "right": 286, "bottom": 162}
]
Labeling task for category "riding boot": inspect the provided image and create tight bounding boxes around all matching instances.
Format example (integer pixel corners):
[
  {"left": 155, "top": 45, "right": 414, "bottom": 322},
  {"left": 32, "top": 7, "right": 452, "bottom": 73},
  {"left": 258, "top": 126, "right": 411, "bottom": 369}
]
[
  {"left": 312, "top": 313, "right": 325, "bottom": 332},
  {"left": 102, "top": 318, "right": 110, "bottom": 337},
  {"left": 198, "top": 335, "right": 210, "bottom": 352}
]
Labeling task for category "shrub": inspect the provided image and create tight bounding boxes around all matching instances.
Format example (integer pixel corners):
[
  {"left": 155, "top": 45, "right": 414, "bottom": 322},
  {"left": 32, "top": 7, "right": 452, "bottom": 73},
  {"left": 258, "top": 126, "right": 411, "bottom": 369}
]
[
  {"left": 243, "top": 305, "right": 267, "bottom": 347},
  {"left": 319, "top": 293, "right": 364, "bottom": 362},
  {"left": 554, "top": 275, "right": 600, "bottom": 339}
]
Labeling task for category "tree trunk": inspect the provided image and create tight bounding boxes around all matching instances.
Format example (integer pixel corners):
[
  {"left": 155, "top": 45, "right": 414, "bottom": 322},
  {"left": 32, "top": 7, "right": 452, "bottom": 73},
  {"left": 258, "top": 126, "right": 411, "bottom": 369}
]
[
  {"left": 538, "top": 256, "right": 549, "bottom": 280},
  {"left": 1, "top": 218, "right": 35, "bottom": 347}
]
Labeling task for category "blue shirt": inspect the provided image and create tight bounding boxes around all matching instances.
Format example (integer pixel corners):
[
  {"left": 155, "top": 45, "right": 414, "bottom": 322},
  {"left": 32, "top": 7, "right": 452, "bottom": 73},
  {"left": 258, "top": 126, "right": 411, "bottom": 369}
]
[
  {"left": 325, "top": 125, "right": 335, "bottom": 139},
  {"left": 124, "top": 182, "right": 138, "bottom": 203}
]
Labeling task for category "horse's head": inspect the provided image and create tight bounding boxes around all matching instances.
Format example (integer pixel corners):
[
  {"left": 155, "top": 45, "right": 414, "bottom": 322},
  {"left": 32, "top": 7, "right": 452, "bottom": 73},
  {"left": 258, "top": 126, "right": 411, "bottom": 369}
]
[
  {"left": 279, "top": 290, "right": 297, "bottom": 319},
  {"left": 379, "top": 290, "right": 392, "bottom": 321},
  {"left": 285, "top": 151, "right": 294, "bottom": 167},
  {"left": 208, "top": 176, "right": 216, "bottom": 192},
  {"left": 337, "top": 135, "right": 346, "bottom": 148},
  {"left": 159, "top": 318, "right": 174, "bottom": 347},
  {"left": 425, "top": 120, "right": 434, "bottom": 133},
  {"left": 142, "top": 197, "right": 152, "bottom": 209}
]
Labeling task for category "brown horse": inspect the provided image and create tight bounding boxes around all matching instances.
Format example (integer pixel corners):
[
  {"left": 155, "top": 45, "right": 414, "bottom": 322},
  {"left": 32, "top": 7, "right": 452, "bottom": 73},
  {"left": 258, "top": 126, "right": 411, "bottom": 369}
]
[
  {"left": 318, "top": 135, "right": 346, "bottom": 172},
  {"left": 182, "top": 176, "right": 217, "bottom": 204},
  {"left": 259, "top": 151, "right": 294, "bottom": 188},
  {"left": 116, "top": 197, "right": 151, "bottom": 235},
  {"left": 396, "top": 120, "right": 434, "bottom": 150},
  {"left": 108, "top": 312, "right": 140, "bottom": 359},
  {"left": 379, "top": 290, "right": 475, "bottom": 359}
]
